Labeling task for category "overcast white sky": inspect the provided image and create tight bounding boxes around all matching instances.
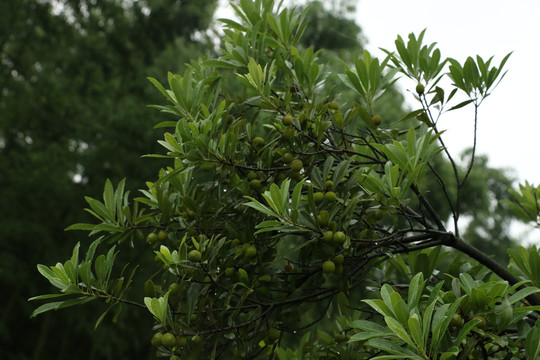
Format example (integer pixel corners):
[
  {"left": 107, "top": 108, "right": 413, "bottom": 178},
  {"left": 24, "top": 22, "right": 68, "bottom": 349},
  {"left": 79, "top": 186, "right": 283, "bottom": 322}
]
[
  {"left": 356, "top": 0, "right": 540, "bottom": 185},
  {"left": 217, "top": 0, "right": 540, "bottom": 185}
]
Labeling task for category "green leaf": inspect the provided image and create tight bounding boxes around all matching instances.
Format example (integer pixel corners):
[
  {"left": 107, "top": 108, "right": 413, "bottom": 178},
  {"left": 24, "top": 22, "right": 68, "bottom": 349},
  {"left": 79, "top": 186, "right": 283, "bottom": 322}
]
[
  {"left": 103, "top": 179, "right": 115, "bottom": 217},
  {"left": 407, "top": 313, "right": 424, "bottom": 349},
  {"left": 37, "top": 264, "right": 67, "bottom": 290},
  {"left": 364, "top": 298, "right": 394, "bottom": 319},
  {"left": 526, "top": 320, "right": 540, "bottom": 360},
  {"left": 244, "top": 196, "right": 279, "bottom": 218},
  {"left": 30, "top": 297, "right": 96, "bottom": 318},
  {"left": 365, "top": 338, "right": 418, "bottom": 358},
  {"left": 455, "top": 318, "right": 482, "bottom": 345},
  {"left": 508, "top": 287, "right": 540, "bottom": 305},
  {"left": 30, "top": 301, "right": 65, "bottom": 318},
  {"left": 407, "top": 273, "right": 425, "bottom": 310},
  {"left": 350, "top": 320, "right": 394, "bottom": 336},
  {"left": 448, "top": 99, "right": 474, "bottom": 111},
  {"left": 28, "top": 293, "right": 72, "bottom": 301},
  {"left": 65, "top": 223, "right": 100, "bottom": 231},
  {"left": 94, "top": 305, "right": 113, "bottom": 330},
  {"left": 385, "top": 316, "right": 415, "bottom": 349},
  {"left": 290, "top": 180, "right": 304, "bottom": 222}
]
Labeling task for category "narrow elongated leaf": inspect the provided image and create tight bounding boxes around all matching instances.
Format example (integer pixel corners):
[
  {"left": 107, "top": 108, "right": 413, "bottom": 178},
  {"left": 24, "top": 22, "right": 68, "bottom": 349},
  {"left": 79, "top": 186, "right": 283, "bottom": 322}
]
[
  {"left": 244, "top": 197, "right": 279, "bottom": 218},
  {"left": 508, "top": 287, "right": 540, "bottom": 305},
  {"left": 290, "top": 180, "right": 304, "bottom": 222},
  {"left": 385, "top": 316, "right": 415, "bottom": 349},
  {"left": 526, "top": 320, "right": 540, "bottom": 360}
]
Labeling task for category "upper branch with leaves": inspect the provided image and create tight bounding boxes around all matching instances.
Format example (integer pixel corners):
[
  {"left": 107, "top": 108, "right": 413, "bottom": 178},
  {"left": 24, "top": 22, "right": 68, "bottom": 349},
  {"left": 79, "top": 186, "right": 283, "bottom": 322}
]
[{"left": 31, "top": 1, "right": 540, "bottom": 359}]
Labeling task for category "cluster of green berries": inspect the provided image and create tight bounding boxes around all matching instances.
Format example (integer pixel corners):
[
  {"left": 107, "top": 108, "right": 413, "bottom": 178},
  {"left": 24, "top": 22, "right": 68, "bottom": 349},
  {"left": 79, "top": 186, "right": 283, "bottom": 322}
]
[
  {"left": 146, "top": 230, "right": 168, "bottom": 244},
  {"left": 314, "top": 180, "right": 337, "bottom": 203}
]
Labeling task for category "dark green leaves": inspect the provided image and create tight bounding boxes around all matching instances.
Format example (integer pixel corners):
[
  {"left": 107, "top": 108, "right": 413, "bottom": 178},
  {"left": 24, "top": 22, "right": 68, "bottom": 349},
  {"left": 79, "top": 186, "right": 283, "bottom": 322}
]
[
  {"left": 448, "top": 53, "right": 512, "bottom": 99},
  {"left": 244, "top": 179, "right": 309, "bottom": 234},
  {"left": 386, "top": 29, "right": 447, "bottom": 85},
  {"left": 503, "top": 181, "right": 540, "bottom": 226},
  {"left": 339, "top": 50, "right": 398, "bottom": 110}
]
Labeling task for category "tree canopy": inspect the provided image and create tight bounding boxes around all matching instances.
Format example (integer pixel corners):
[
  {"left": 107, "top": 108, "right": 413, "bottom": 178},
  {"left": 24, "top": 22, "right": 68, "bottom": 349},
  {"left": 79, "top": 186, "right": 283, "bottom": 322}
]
[{"left": 18, "top": 0, "right": 540, "bottom": 359}]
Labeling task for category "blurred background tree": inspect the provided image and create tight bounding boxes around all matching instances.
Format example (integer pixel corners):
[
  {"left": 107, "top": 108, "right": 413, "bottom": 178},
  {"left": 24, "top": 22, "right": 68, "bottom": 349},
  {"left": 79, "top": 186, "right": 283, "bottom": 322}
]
[
  {"left": 0, "top": 0, "right": 519, "bottom": 358},
  {"left": 0, "top": 0, "right": 217, "bottom": 358}
]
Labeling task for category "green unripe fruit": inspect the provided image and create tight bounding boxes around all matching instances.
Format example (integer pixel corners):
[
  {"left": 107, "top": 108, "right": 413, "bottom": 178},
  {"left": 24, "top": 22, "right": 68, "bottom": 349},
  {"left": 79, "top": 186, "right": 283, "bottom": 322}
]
[
  {"left": 146, "top": 232, "right": 158, "bottom": 244},
  {"left": 416, "top": 83, "right": 425, "bottom": 95},
  {"left": 282, "top": 152, "right": 293, "bottom": 164},
  {"left": 283, "top": 127, "right": 295, "bottom": 140},
  {"left": 247, "top": 171, "right": 258, "bottom": 180},
  {"left": 282, "top": 114, "right": 294, "bottom": 126},
  {"left": 372, "top": 209, "right": 384, "bottom": 221},
  {"left": 225, "top": 267, "right": 236, "bottom": 277},
  {"left": 249, "top": 179, "right": 262, "bottom": 189},
  {"left": 275, "top": 172, "right": 287, "bottom": 183},
  {"left": 323, "top": 260, "right": 336, "bottom": 273},
  {"left": 321, "top": 120, "right": 333, "bottom": 132},
  {"left": 192, "top": 334, "right": 203, "bottom": 344},
  {"left": 284, "top": 262, "right": 294, "bottom": 272},
  {"left": 290, "top": 159, "right": 303, "bottom": 171},
  {"left": 241, "top": 243, "right": 250, "bottom": 253},
  {"left": 151, "top": 332, "right": 163, "bottom": 346},
  {"left": 333, "top": 254, "right": 344, "bottom": 264},
  {"left": 252, "top": 137, "right": 265, "bottom": 147},
  {"left": 313, "top": 191, "right": 325, "bottom": 203},
  {"left": 471, "top": 315, "right": 487, "bottom": 329},
  {"left": 170, "top": 355, "right": 181, "bottom": 360},
  {"left": 323, "top": 231, "right": 334, "bottom": 243},
  {"left": 231, "top": 238, "right": 241, "bottom": 247},
  {"left": 168, "top": 283, "right": 180, "bottom": 296},
  {"left": 161, "top": 332, "right": 176, "bottom": 348},
  {"left": 158, "top": 230, "right": 168, "bottom": 241},
  {"left": 450, "top": 313, "right": 463, "bottom": 327},
  {"left": 333, "top": 231, "right": 346, "bottom": 244},
  {"left": 335, "top": 264, "right": 344, "bottom": 274},
  {"left": 371, "top": 115, "right": 383, "bottom": 126},
  {"left": 188, "top": 249, "right": 202, "bottom": 262},
  {"left": 324, "top": 191, "right": 337, "bottom": 202},
  {"left": 244, "top": 245, "right": 257, "bottom": 258},
  {"left": 324, "top": 180, "right": 334, "bottom": 190},
  {"left": 317, "top": 210, "right": 330, "bottom": 226},
  {"left": 290, "top": 170, "right": 302, "bottom": 181},
  {"left": 328, "top": 101, "right": 339, "bottom": 110},
  {"left": 268, "top": 328, "right": 280, "bottom": 341}
]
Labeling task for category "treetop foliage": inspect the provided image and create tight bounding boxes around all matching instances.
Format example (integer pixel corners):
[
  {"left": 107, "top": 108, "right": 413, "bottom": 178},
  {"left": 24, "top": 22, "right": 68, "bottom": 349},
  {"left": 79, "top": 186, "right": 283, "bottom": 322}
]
[{"left": 29, "top": 0, "right": 540, "bottom": 359}]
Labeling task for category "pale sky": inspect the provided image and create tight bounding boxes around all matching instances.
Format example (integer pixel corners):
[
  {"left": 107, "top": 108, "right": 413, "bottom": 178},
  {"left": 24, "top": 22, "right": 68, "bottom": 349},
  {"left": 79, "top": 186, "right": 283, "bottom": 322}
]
[
  {"left": 216, "top": 0, "right": 540, "bottom": 185},
  {"left": 356, "top": 0, "right": 540, "bottom": 185}
]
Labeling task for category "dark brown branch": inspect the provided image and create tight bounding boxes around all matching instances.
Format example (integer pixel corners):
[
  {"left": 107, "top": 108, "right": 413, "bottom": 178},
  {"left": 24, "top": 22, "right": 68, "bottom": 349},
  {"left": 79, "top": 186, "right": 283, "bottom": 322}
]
[
  {"left": 445, "top": 236, "right": 540, "bottom": 307},
  {"left": 459, "top": 103, "right": 479, "bottom": 188}
]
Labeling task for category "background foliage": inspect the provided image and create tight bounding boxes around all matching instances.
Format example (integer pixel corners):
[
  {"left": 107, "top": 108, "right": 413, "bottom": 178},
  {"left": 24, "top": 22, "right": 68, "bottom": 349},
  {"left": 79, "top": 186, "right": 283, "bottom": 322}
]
[{"left": 0, "top": 0, "right": 217, "bottom": 358}]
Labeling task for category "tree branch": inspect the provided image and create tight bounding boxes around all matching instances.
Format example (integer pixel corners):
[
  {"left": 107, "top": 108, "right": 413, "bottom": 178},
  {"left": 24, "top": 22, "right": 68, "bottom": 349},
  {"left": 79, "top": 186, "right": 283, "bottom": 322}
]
[{"left": 446, "top": 236, "right": 540, "bottom": 307}]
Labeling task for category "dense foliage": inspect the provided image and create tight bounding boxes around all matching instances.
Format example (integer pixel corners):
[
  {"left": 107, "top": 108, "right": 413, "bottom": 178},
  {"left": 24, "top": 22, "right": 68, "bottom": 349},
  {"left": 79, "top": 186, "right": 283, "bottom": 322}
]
[
  {"left": 1, "top": 0, "right": 217, "bottom": 358},
  {"left": 28, "top": 0, "right": 540, "bottom": 359}
]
